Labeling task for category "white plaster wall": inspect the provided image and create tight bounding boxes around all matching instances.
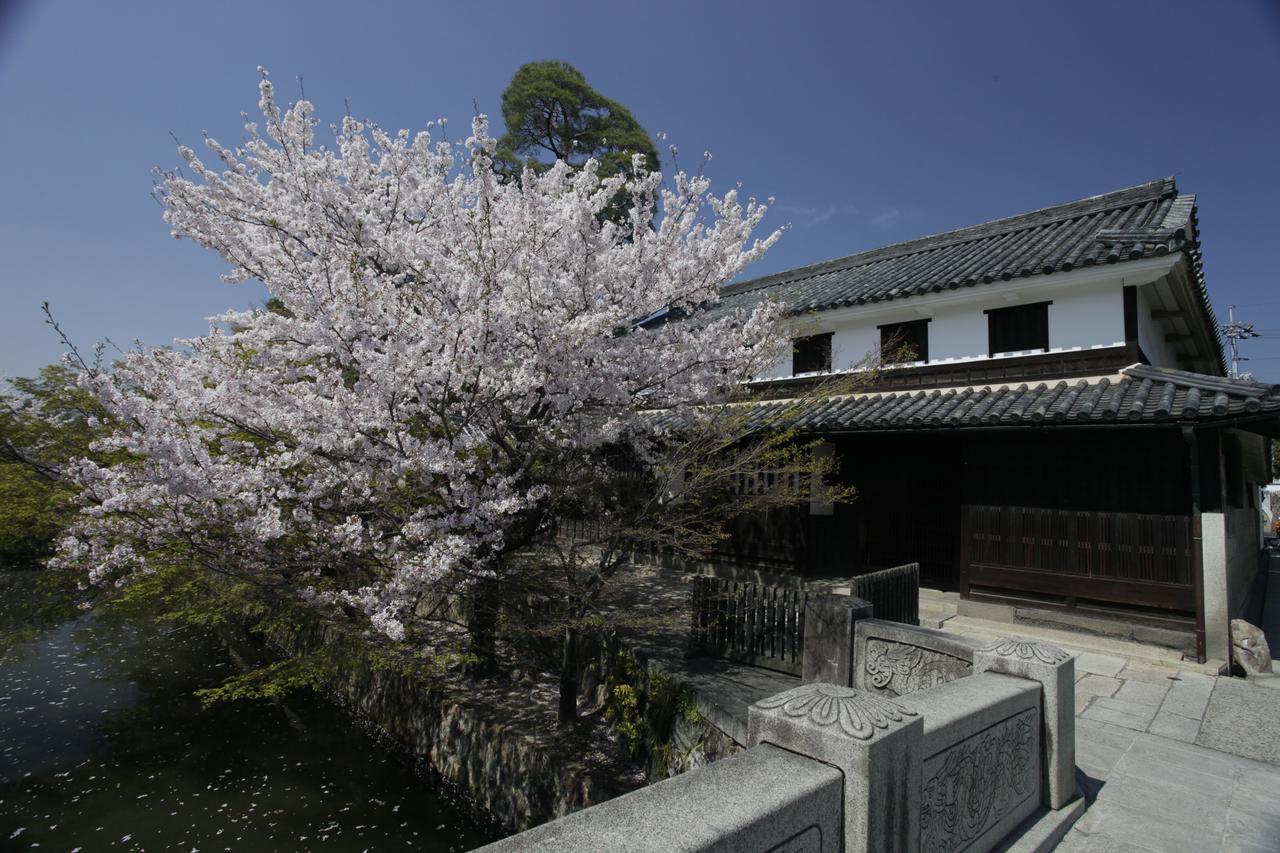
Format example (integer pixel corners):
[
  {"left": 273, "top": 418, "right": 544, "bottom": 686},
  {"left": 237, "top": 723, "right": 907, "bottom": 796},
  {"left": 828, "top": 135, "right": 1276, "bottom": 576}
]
[
  {"left": 1135, "top": 286, "right": 1180, "bottom": 368},
  {"left": 1225, "top": 507, "right": 1260, "bottom": 621},
  {"left": 1201, "top": 511, "right": 1230, "bottom": 661},
  {"left": 1045, "top": 280, "right": 1124, "bottom": 356},
  {"left": 926, "top": 300, "right": 992, "bottom": 361},
  {"left": 760, "top": 275, "right": 1126, "bottom": 379},
  {"left": 1204, "top": 433, "right": 1269, "bottom": 661},
  {"left": 1226, "top": 433, "right": 1268, "bottom": 620},
  {"left": 831, "top": 323, "right": 880, "bottom": 372}
]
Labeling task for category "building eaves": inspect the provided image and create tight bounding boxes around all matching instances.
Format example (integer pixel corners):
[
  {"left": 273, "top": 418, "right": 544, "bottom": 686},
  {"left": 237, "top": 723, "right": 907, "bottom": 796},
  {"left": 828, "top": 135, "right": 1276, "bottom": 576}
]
[
  {"left": 652, "top": 365, "right": 1280, "bottom": 434},
  {"left": 704, "top": 177, "right": 1224, "bottom": 373}
]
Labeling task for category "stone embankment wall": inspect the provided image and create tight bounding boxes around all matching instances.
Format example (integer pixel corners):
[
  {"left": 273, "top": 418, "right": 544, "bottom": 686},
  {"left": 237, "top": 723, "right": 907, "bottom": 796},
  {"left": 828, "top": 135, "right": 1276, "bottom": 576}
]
[
  {"left": 479, "top": 620, "right": 1085, "bottom": 853},
  {"left": 250, "top": 613, "right": 613, "bottom": 832},
  {"left": 575, "top": 636, "right": 742, "bottom": 779},
  {"left": 248, "top": 602, "right": 737, "bottom": 833}
]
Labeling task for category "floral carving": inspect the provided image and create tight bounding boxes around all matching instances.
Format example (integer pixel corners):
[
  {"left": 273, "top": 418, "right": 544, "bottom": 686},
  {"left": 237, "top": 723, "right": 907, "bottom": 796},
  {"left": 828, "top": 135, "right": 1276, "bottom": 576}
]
[
  {"left": 755, "top": 683, "right": 917, "bottom": 740},
  {"left": 920, "top": 707, "right": 1037, "bottom": 852},
  {"left": 864, "top": 639, "right": 973, "bottom": 697},
  {"left": 977, "top": 638, "right": 1072, "bottom": 666}
]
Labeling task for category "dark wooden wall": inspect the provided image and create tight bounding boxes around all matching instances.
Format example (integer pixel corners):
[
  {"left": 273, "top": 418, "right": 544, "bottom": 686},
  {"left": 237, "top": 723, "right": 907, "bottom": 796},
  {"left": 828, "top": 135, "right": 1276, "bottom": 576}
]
[
  {"left": 715, "top": 427, "right": 1198, "bottom": 612},
  {"left": 960, "top": 430, "right": 1191, "bottom": 515}
]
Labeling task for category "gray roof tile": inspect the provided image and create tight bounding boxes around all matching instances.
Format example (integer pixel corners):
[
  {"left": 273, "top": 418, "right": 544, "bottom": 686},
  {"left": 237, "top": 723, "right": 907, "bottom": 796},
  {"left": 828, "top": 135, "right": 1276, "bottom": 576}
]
[
  {"left": 698, "top": 178, "right": 1224, "bottom": 371},
  {"left": 652, "top": 365, "right": 1280, "bottom": 434}
]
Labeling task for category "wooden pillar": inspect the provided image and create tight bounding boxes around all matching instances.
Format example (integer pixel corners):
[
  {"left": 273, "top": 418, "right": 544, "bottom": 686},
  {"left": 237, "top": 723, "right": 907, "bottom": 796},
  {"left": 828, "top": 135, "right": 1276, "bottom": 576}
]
[
  {"left": 1183, "top": 426, "right": 1207, "bottom": 663},
  {"left": 958, "top": 435, "right": 972, "bottom": 599},
  {"left": 1122, "top": 284, "right": 1144, "bottom": 364}
]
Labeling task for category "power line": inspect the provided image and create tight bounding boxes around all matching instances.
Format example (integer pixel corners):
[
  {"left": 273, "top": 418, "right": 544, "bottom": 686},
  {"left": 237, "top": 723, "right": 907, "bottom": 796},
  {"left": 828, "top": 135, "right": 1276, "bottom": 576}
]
[{"left": 1220, "top": 305, "right": 1261, "bottom": 378}]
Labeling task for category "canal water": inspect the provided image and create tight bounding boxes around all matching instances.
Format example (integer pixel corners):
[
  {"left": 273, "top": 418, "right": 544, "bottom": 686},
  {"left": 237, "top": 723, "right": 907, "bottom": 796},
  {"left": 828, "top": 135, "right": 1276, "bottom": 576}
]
[{"left": 0, "top": 571, "right": 496, "bottom": 851}]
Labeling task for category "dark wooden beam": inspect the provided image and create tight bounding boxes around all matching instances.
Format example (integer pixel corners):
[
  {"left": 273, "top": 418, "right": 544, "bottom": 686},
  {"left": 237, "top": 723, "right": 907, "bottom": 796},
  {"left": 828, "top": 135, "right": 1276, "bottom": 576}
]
[
  {"left": 1123, "top": 286, "right": 1139, "bottom": 343},
  {"left": 1165, "top": 332, "right": 1194, "bottom": 343},
  {"left": 1152, "top": 308, "right": 1184, "bottom": 320},
  {"left": 744, "top": 345, "right": 1133, "bottom": 400},
  {"left": 1182, "top": 426, "right": 1207, "bottom": 664}
]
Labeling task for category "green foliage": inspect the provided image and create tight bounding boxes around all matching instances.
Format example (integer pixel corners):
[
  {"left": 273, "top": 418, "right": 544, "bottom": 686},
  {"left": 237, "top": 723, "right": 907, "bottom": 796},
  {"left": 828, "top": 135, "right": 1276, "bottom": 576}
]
[
  {"left": 608, "top": 682, "right": 644, "bottom": 753},
  {"left": 601, "top": 648, "right": 699, "bottom": 774},
  {"left": 674, "top": 688, "right": 702, "bottom": 725},
  {"left": 106, "top": 562, "right": 265, "bottom": 627},
  {"left": 0, "top": 365, "right": 110, "bottom": 568},
  {"left": 194, "top": 651, "right": 337, "bottom": 707},
  {"left": 0, "top": 461, "right": 68, "bottom": 568},
  {"left": 104, "top": 557, "right": 475, "bottom": 706},
  {"left": 0, "top": 569, "right": 83, "bottom": 655},
  {"left": 495, "top": 61, "right": 660, "bottom": 189}
]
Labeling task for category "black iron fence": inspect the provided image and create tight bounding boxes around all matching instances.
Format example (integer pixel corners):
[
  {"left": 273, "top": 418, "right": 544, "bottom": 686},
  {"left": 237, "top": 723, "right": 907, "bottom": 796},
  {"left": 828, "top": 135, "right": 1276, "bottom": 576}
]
[
  {"left": 689, "top": 576, "right": 808, "bottom": 676},
  {"left": 849, "top": 562, "right": 920, "bottom": 625}
]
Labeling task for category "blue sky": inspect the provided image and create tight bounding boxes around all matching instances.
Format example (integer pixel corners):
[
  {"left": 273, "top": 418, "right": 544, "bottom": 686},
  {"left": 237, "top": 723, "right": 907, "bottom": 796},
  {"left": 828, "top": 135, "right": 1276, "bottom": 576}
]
[{"left": 2, "top": 0, "right": 1279, "bottom": 380}]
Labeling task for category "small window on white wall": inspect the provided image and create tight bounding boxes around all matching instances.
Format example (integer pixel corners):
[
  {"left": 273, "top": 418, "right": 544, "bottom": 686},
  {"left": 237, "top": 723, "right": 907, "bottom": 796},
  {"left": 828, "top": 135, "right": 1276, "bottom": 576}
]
[
  {"left": 792, "top": 333, "right": 832, "bottom": 375},
  {"left": 986, "top": 301, "right": 1051, "bottom": 356},
  {"left": 879, "top": 319, "right": 930, "bottom": 364}
]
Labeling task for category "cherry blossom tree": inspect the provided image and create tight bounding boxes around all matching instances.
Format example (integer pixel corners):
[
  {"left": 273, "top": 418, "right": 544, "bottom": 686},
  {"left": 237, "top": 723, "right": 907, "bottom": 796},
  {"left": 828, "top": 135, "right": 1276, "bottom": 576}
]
[{"left": 51, "top": 73, "right": 790, "bottom": 668}]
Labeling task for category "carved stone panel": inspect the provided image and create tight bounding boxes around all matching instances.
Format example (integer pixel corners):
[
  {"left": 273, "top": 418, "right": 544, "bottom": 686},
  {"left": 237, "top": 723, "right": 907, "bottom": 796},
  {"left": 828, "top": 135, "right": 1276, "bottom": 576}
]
[
  {"left": 975, "top": 638, "right": 1072, "bottom": 666},
  {"left": 753, "top": 682, "right": 918, "bottom": 740},
  {"left": 919, "top": 707, "right": 1038, "bottom": 853},
  {"left": 864, "top": 639, "right": 973, "bottom": 697}
]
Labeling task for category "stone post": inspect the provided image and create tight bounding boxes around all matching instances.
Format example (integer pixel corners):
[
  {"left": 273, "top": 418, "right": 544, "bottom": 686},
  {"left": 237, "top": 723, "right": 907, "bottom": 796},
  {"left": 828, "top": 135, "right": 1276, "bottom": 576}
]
[
  {"left": 748, "top": 683, "right": 922, "bottom": 853},
  {"left": 973, "top": 638, "right": 1076, "bottom": 809},
  {"left": 802, "top": 594, "right": 873, "bottom": 686}
]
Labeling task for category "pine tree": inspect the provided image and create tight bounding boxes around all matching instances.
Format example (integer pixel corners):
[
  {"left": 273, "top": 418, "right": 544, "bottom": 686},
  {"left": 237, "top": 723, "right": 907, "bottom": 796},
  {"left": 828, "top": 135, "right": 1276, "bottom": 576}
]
[{"left": 495, "top": 61, "right": 659, "bottom": 183}]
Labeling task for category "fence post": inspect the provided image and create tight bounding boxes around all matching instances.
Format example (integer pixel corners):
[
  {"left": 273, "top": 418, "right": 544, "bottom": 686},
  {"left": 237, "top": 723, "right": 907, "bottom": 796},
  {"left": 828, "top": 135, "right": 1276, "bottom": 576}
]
[
  {"left": 802, "top": 594, "right": 873, "bottom": 686},
  {"left": 973, "top": 638, "right": 1076, "bottom": 810},
  {"left": 749, "top": 683, "right": 922, "bottom": 853}
]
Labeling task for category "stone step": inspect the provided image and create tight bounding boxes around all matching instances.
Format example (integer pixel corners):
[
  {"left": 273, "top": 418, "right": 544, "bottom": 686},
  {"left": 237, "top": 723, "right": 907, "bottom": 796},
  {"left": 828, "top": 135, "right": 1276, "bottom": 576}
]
[
  {"left": 918, "top": 599, "right": 958, "bottom": 629},
  {"left": 1012, "top": 605, "right": 1194, "bottom": 653},
  {"left": 956, "top": 597, "right": 1195, "bottom": 654},
  {"left": 940, "top": 614, "right": 1223, "bottom": 676}
]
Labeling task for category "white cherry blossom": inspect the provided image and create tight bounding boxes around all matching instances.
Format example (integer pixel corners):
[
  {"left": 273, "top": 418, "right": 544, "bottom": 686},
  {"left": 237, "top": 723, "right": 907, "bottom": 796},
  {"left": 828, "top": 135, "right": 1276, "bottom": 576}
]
[{"left": 53, "top": 75, "right": 784, "bottom": 639}]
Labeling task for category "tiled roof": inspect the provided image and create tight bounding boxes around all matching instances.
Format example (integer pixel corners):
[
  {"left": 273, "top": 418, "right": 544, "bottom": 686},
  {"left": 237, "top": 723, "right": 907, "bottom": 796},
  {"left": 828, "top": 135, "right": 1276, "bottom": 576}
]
[
  {"left": 721, "top": 178, "right": 1194, "bottom": 311},
  {"left": 705, "top": 177, "right": 1224, "bottom": 373},
  {"left": 656, "top": 365, "right": 1280, "bottom": 434}
]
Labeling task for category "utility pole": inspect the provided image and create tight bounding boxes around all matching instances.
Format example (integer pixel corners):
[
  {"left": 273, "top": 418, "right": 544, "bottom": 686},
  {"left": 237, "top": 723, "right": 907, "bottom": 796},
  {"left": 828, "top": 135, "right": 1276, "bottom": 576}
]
[{"left": 1220, "top": 305, "right": 1260, "bottom": 378}]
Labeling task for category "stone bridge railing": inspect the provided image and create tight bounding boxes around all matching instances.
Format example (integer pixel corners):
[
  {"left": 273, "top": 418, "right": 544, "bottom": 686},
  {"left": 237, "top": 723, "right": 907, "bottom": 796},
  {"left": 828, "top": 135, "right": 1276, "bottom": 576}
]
[{"left": 477, "top": 621, "right": 1084, "bottom": 853}]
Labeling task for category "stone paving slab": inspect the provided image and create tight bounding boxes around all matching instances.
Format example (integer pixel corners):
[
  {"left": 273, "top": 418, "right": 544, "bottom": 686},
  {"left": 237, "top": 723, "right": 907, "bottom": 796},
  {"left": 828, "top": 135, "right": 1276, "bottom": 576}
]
[
  {"left": 1076, "top": 674, "right": 1122, "bottom": 699},
  {"left": 1075, "top": 652, "right": 1128, "bottom": 678},
  {"left": 1160, "top": 679, "right": 1214, "bottom": 719},
  {"left": 1062, "top": 730, "right": 1280, "bottom": 852},
  {"left": 1198, "top": 677, "right": 1280, "bottom": 766},
  {"left": 1074, "top": 718, "right": 1139, "bottom": 782},
  {"left": 1081, "top": 697, "right": 1158, "bottom": 732},
  {"left": 607, "top": 567, "right": 1280, "bottom": 852},
  {"left": 939, "top": 606, "right": 1280, "bottom": 851},
  {"left": 1112, "top": 679, "right": 1169, "bottom": 706},
  {"left": 1146, "top": 709, "right": 1200, "bottom": 743}
]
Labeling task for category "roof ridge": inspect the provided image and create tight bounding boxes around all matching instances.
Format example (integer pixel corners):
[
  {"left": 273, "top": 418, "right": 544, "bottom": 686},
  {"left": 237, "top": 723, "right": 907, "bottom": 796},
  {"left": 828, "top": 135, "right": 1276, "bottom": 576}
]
[
  {"left": 1122, "top": 363, "right": 1277, "bottom": 394},
  {"left": 722, "top": 177, "right": 1177, "bottom": 298}
]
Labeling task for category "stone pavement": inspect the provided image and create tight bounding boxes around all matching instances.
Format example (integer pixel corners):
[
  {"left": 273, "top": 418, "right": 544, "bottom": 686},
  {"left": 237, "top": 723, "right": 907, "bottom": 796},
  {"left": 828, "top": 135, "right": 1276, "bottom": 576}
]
[
  {"left": 607, "top": 564, "right": 1280, "bottom": 851},
  {"left": 1060, "top": 720, "right": 1280, "bottom": 852},
  {"left": 939, "top": 613, "right": 1222, "bottom": 741},
  {"left": 938, "top": 615, "right": 1280, "bottom": 852}
]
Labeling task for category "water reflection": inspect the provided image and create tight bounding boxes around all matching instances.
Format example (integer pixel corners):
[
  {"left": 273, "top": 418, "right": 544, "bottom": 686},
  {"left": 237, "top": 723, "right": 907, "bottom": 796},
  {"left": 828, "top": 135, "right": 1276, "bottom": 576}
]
[{"left": 0, "top": 572, "right": 495, "bottom": 851}]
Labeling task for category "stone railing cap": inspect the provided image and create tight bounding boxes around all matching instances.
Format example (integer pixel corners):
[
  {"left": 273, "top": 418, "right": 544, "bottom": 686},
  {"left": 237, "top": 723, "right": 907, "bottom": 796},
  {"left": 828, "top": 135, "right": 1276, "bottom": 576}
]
[
  {"left": 976, "top": 638, "right": 1072, "bottom": 666},
  {"left": 753, "top": 683, "right": 918, "bottom": 740}
]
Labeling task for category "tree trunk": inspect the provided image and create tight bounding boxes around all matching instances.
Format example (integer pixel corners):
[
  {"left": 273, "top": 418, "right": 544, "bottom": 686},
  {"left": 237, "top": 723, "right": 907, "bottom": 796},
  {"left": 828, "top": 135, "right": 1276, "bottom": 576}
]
[
  {"left": 558, "top": 624, "right": 580, "bottom": 725},
  {"left": 465, "top": 578, "right": 498, "bottom": 676}
]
